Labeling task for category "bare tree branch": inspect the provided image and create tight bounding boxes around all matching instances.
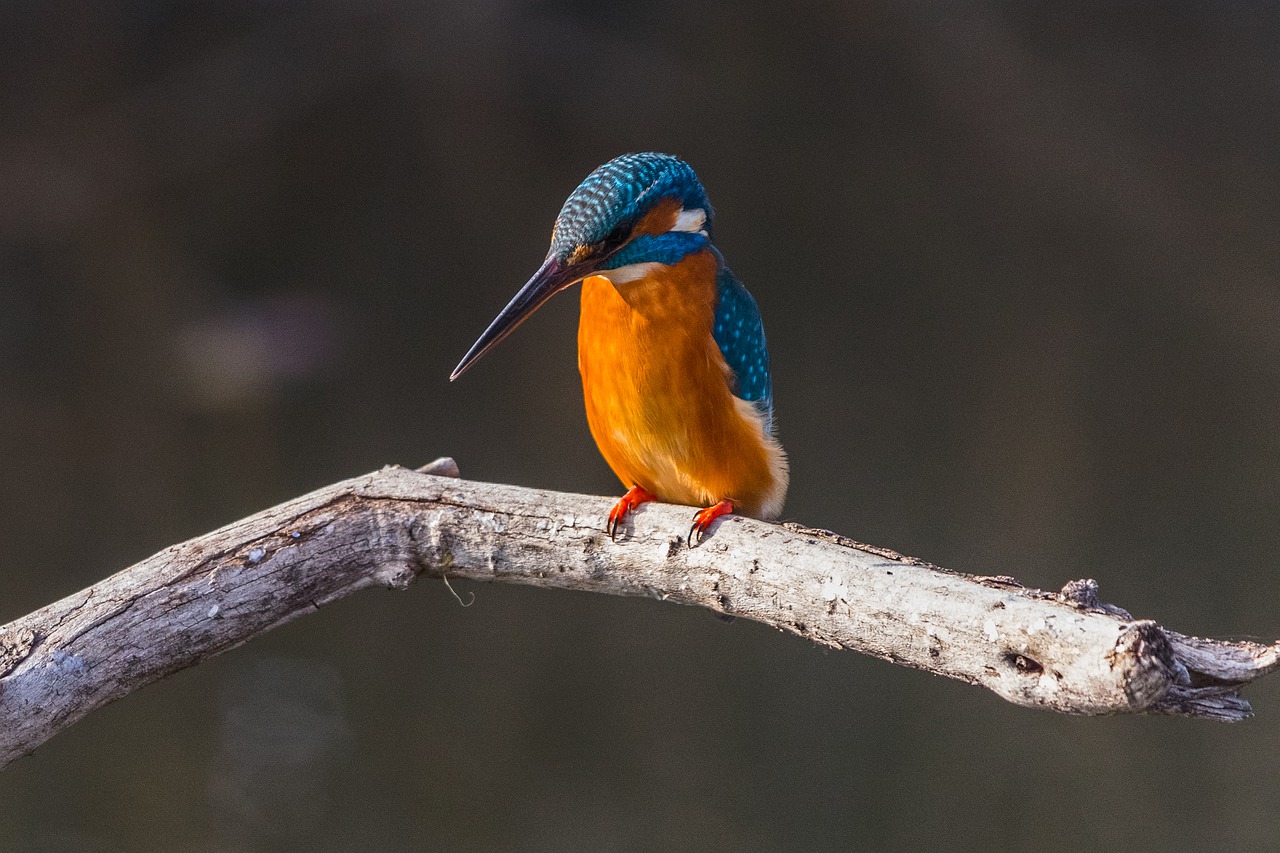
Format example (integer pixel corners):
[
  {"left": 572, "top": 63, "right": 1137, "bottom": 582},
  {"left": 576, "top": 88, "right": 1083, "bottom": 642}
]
[{"left": 1, "top": 459, "right": 1276, "bottom": 769}]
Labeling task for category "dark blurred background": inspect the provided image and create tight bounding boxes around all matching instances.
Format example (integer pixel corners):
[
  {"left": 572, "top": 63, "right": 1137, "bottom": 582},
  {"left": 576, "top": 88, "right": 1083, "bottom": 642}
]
[{"left": 2, "top": 2, "right": 1279, "bottom": 850}]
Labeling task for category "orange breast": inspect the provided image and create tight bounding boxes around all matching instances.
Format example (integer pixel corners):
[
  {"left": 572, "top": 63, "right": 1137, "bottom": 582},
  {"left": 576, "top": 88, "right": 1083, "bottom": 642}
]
[{"left": 577, "top": 250, "right": 787, "bottom": 519}]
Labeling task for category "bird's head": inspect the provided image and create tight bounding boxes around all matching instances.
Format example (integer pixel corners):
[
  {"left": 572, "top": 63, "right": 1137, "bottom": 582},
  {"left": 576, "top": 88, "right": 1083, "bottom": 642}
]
[{"left": 451, "top": 153, "right": 714, "bottom": 380}]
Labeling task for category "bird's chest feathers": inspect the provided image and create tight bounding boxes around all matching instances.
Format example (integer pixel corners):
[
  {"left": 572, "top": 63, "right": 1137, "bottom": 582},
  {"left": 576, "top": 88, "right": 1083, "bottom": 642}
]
[
  {"left": 576, "top": 248, "right": 786, "bottom": 518},
  {"left": 579, "top": 251, "right": 721, "bottom": 400},
  {"left": 577, "top": 251, "right": 729, "bottom": 458}
]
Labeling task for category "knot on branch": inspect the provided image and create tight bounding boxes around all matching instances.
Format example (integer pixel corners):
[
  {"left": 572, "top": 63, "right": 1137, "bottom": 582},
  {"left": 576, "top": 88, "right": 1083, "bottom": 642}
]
[
  {"left": 0, "top": 627, "right": 35, "bottom": 679},
  {"left": 1112, "top": 620, "right": 1179, "bottom": 710},
  {"left": 1058, "top": 578, "right": 1134, "bottom": 619}
]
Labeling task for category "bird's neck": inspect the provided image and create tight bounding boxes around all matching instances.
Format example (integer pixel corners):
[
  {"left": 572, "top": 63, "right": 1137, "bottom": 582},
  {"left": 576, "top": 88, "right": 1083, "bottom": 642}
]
[{"left": 591, "top": 249, "right": 720, "bottom": 320}]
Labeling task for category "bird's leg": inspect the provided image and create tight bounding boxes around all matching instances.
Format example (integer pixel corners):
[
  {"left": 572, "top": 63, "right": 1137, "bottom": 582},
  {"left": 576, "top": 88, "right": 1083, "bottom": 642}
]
[
  {"left": 608, "top": 485, "right": 657, "bottom": 540},
  {"left": 688, "top": 499, "right": 735, "bottom": 547}
]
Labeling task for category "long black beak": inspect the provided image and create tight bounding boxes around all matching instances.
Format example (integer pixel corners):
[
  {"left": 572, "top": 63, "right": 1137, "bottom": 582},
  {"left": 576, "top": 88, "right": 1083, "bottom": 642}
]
[{"left": 450, "top": 256, "right": 586, "bottom": 380}]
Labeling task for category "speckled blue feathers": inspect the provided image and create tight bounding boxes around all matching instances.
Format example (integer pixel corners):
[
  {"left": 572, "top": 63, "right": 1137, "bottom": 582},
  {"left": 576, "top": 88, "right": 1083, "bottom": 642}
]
[
  {"left": 714, "top": 267, "right": 774, "bottom": 434},
  {"left": 550, "top": 153, "right": 712, "bottom": 260}
]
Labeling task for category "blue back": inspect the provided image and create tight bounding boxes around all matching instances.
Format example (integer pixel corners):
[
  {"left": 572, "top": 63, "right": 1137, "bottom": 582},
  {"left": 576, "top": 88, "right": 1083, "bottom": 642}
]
[{"left": 713, "top": 266, "right": 774, "bottom": 434}]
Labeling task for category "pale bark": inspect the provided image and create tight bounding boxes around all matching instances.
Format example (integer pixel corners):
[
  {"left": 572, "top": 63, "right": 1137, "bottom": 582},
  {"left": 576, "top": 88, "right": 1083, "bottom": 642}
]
[{"left": 0, "top": 458, "right": 1276, "bottom": 769}]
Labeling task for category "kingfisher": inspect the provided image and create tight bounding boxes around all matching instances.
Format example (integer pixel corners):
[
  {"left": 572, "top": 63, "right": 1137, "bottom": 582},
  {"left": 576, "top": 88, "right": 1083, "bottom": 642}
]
[{"left": 451, "top": 153, "right": 787, "bottom": 545}]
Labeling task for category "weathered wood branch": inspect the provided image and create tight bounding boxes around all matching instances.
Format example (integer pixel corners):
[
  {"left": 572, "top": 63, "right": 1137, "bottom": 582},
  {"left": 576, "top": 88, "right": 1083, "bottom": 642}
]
[{"left": 1, "top": 459, "right": 1277, "bottom": 768}]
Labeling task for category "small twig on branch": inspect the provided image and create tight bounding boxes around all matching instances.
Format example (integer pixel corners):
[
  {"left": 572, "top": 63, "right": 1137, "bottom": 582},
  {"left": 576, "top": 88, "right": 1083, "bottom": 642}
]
[{"left": 0, "top": 459, "right": 1276, "bottom": 769}]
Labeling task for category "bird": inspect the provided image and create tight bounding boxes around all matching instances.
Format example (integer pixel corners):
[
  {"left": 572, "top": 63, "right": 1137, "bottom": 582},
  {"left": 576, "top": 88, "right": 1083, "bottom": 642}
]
[{"left": 451, "top": 153, "right": 787, "bottom": 545}]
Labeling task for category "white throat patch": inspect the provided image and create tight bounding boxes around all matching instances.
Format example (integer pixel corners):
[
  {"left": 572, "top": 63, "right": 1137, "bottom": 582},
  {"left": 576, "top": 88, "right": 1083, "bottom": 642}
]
[{"left": 601, "top": 262, "right": 663, "bottom": 284}]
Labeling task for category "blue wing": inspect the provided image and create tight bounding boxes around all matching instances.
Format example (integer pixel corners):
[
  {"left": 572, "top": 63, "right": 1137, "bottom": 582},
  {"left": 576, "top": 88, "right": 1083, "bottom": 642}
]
[{"left": 713, "top": 267, "right": 774, "bottom": 434}]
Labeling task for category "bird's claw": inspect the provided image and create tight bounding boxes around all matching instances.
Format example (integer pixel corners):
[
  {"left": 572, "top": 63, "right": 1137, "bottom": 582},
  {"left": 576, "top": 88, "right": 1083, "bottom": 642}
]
[
  {"left": 688, "top": 500, "right": 735, "bottom": 547},
  {"left": 607, "top": 486, "right": 656, "bottom": 540}
]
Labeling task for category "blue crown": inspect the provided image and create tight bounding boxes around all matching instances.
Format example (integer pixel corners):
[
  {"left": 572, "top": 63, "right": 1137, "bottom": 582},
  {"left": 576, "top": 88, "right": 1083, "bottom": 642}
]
[{"left": 550, "top": 153, "right": 713, "bottom": 260}]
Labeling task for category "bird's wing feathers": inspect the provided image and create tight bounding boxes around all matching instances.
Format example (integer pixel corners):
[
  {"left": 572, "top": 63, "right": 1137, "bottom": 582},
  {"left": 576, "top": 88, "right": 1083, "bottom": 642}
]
[{"left": 712, "top": 268, "right": 774, "bottom": 434}]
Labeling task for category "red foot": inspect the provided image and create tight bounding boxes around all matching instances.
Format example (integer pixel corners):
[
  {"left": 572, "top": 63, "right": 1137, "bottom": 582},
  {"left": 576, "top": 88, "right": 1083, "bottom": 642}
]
[
  {"left": 608, "top": 486, "right": 657, "bottom": 540},
  {"left": 688, "top": 499, "right": 735, "bottom": 547}
]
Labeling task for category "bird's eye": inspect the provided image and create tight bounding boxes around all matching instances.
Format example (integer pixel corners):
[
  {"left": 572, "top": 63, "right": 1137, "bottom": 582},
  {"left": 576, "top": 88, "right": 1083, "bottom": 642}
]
[
  {"left": 567, "top": 225, "right": 631, "bottom": 267},
  {"left": 607, "top": 221, "right": 636, "bottom": 248}
]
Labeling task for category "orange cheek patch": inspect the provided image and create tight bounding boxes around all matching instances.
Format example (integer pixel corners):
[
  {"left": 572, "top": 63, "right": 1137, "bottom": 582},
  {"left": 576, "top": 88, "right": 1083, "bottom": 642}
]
[{"left": 633, "top": 197, "right": 682, "bottom": 236}]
